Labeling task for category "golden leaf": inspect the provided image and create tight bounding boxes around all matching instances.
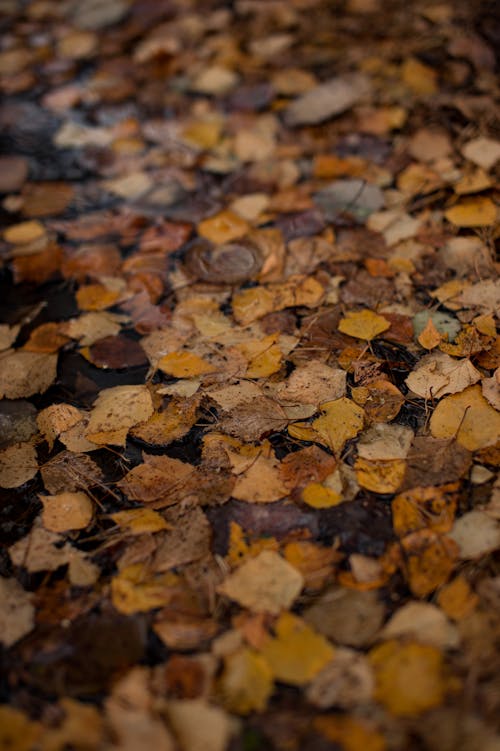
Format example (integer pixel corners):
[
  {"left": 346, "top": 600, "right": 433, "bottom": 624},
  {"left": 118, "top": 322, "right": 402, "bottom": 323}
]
[
  {"left": 110, "top": 508, "right": 170, "bottom": 535},
  {"left": 355, "top": 458, "right": 406, "bottom": 494},
  {"left": 158, "top": 351, "right": 215, "bottom": 378},
  {"left": 445, "top": 197, "right": 497, "bottom": 227},
  {"left": 302, "top": 481, "right": 342, "bottom": 508},
  {"left": 111, "top": 564, "right": 180, "bottom": 615},
  {"left": 219, "top": 648, "right": 274, "bottom": 714},
  {"left": 198, "top": 210, "right": 249, "bottom": 244},
  {"left": 370, "top": 640, "right": 449, "bottom": 716},
  {"left": 312, "top": 398, "right": 365, "bottom": 455},
  {"left": 338, "top": 309, "right": 390, "bottom": 341},
  {"left": 259, "top": 612, "right": 335, "bottom": 685},
  {"left": 430, "top": 385, "right": 500, "bottom": 450},
  {"left": 314, "top": 715, "right": 386, "bottom": 751},
  {"left": 437, "top": 576, "right": 479, "bottom": 621},
  {"left": 417, "top": 317, "right": 442, "bottom": 349}
]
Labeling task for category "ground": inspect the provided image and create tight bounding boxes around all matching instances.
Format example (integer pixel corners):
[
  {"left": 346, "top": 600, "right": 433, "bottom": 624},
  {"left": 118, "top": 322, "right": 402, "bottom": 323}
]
[{"left": 0, "top": 0, "right": 499, "bottom": 749}]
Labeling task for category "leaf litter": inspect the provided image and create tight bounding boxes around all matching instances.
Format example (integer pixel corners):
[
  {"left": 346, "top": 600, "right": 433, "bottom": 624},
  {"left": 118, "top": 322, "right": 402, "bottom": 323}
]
[{"left": 0, "top": 0, "right": 499, "bottom": 748}]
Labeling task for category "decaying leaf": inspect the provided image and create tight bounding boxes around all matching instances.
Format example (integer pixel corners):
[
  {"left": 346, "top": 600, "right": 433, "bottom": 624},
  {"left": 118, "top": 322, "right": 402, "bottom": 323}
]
[
  {"left": 0, "top": 576, "right": 35, "bottom": 647},
  {"left": 406, "top": 352, "right": 481, "bottom": 399},
  {"left": 218, "top": 550, "right": 303, "bottom": 614},
  {"left": 0, "top": 441, "right": 37, "bottom": 488},
  {"left": 0, "top": 351, "right": 57, "bottom": 399},
  {"left": 219, "top": 647, "right": 274, "bottom": 714},
  {"left": 85, "top": 384, "right": 154, "bottom": 445}
]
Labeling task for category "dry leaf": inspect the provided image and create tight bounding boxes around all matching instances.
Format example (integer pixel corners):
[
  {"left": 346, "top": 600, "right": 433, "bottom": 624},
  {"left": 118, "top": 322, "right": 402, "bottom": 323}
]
[
  {"left": 85, "top": 384, "right": 154, "bottom": 445},
  {"left": 110, "top": 508, "right": 170, "bottom": 535},
  {"left": 447, "top": 510, "right": 500, "bottom": 559},
  {"left": 461, "top": 137, "right": 500, "bottom": 170},
  {"left": 0, "top": 442, "right": 37, "bottom": 488},
  {"left": 165, "top": 700, "right": 233, "bottom": 751},
  {"left": 309, "top": 397, "right": 365, "bottom": 455},
  {"left": 380, "top": 602, "right": 459, "bottom": 649},
  {"left": 0, "top": 576, "right": 35, "bottom": 647},
  {"left": 306, "top": 648, "right": 374, "bottom": 709},
  {"left": 0, "top": 350, "right": 57, "bottom": 398},
  {"left": 437, "top": 576, "right": 479, "bottom": 620},
  {"left": 304, "top": 588, "right": 385, "bottom": 647},
  {"left": 232, "top": 454, "right": 288, "bottom": 503},
  {"left": 430, "top": 385, "right": 500, "bottom": 450},
  {"left": 40, "top": 491, "right": 93, "bottom": 533},
  {"left": 218, "top": 550, "right": 303, "bottom": 615},
  {"left": 313, "top": 715, "right": 386, "bottom": 751},
  {"left": 158, "top": 351, "right": 215, "bottom": 378}
]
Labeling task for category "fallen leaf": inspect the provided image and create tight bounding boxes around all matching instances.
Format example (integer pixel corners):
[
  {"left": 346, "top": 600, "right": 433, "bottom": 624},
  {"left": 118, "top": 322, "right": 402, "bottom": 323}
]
[
  {"left": 259, "top": 612, "right": 335, "bottom": 685},
  {"left": 370, "top": 640, "right": 449, "bottom": 716},
  {"left": 309, "top": 397, "right": 365, "bottom": 455},
  {"left": 445, "top": 197, "right": 497, "bottom": 227},
  {"left": 418, "top": 317, "right": 443, "bottom": 349},
  {"left": 3, "top": 219, "right": 46, "bottom": 244},
  {"left": 0, "top": 707, "right": 40, "bottom": 751},
  {"left": 354, "top": 458, "right": 406, "bottom": 494},
  {"left": 232, "top": 454, "right": 289, "bottom": 503},
  {"left": 158, "top": 351, "right": 215, "bottom": 378},
  {"left": 219, "top": 648, "right": 274, "bottom": 714},
  {"left": 85, "top": 384, "right": 154, "bottom": 445},
  {"left": 0, "top": 350, "right": 57, "bottom": 398},
  {"left": 304, "top": 588, "right": 385, "bottom": 647},
  {"left": 218, "top": 550, "right": 303, "bottom": 615},
  {"left": 284, "top": 73, "right": 371, "bottom": 126},
  {"left": 380, "top": 601, "right": 459, "bottom": 649},
  {"left": 413, "top": 352, "right": 482, "bottom": 398},
  {"left": 437, "top": 576, "right": 479, "bottom": 620},
  {"left": 447, "top": 510, "right": 500, "bottom": 559},
  {"left": 430, "top": 385, "right": 500, "bottom": 450},
  {"left": 198, "top": 210, "right": 249, "bottom": 245},
  {"left": 110, "top": 508, "right": 170, "bottom": 535},
  {"left": 401, "top": 529, "right": 458, "bottom": 597},
  {"left": 111, "top": 564, "right": 180, "bottom": 615},
  {"left": 306, "top": 648, "right": 374, "bottom": 709},
  {"left": 338, "top": 309, "right": 391, "bottom": 340},
  {"left": 40, "top": 491, "right": 93, "bottom": 533},
  {"left": 0, "top": 442, "right": 37, "bottom": 488},
  {"left": 165, "top": 700, "right": 233, "bottom": 751},
  {"left": 0, "top": 577, "right": 35, "bottom": 647},
  {"left": 313, "top": 715, "right": 386, "bottom": 751},
  {"left": 461, "top": 136, "right": 500, "bottom": 170}
]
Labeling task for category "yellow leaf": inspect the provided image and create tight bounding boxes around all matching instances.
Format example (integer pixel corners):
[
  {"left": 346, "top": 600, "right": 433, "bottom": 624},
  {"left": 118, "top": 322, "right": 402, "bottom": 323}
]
[
  {"left": 283, "top": 541, "right": 338, "bottom": 590},
  {"left": 401, "top": 530, "right": 458, "bottom": 597},
  {"left": 312, "top": 398, "right": 365, "bottom": 455},
  {"left": 401, "top": 57, "right": 437, "bottom": 95},
  {"left": 445, "top": 197, "right": 497, "bottom": 227},
  {"left": 302, "top": 481, "right": 342, "bottom": 508},
  {"left": 232, "top": 286, "right": 275, "bottom": 325},
  {"left": 219, "top": 648, "right": 274, "bottom": 714},
  {"left": 232, "top": 453, "right": 288, "bottom": 503},
  {"left": 287, "top": 421, "right": 319, "bottom": 443},
  {"left": 111, "top": 564, "right": 179, "bottom": 614},
  {"left": 3, "top": 220, "right": 46, "bottom": 244},
  {"left": 338, "top": 309, "right": 390, "bottom": 341},
  {"left": 226, "top": 522, "right": 279, "bottom": 568},
  {"left": 437, "top": 576, "right": 479, "bottom": 621},
  {"left": 259, "top": 612, "right": 335, "bottom": 685},
  {"left": 85, "top": 384, "right": 154, "bottom": 446},
  {"left": 354, "top": 458, "right": 406, "bottom": 494},
  {"left": 158, "top": 351, "right": 215, "bottom": 378},
  {"left": 110, "top": 508, "right": 170, "bottom": 535},
  {"left": 76, "top": 284, "right": 120, "bottom": 311},
  {"left": 369, "top": 640, "right": 448, "bottom": 716},
  {"left": 418, "top": 317, "right": 443, "bottom": 349},
  {"left": 0, "top": 706, "right": 41, "bottom": 751},
  {"left": 392, "top": 485, "right": 458, "bottom": 537},
  {"left": 430, "top": 385, "right": 500, "bottom": 450},
  {"left": 314, "top": 715, "right": 387, "bottom": 751},
  {"left": 182, "top": 119, "right": 222, "bottom": 149},
  {"left": 236, "top": 334, "right": 283, "bottom": 378},
  {"left": 198, "top": 210, "right": 249, "bottom": 244}
]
